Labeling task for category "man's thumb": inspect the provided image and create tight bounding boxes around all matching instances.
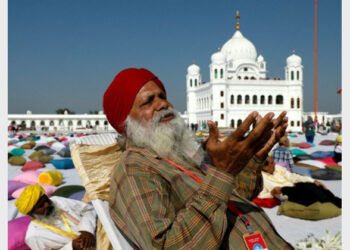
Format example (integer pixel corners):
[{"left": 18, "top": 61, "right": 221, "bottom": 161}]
[{"left": 207, "top": 121, "right": 218, "bottom": 146}]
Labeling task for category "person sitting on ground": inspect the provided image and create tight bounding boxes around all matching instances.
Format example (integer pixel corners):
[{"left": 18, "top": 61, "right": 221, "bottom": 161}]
[
  {"left": 15, "top": 184, "right": 97, "bottom": 250},
  {"left": 271, "top": 135, "right": 293, "bottom": 171},
  {"left": 103, "top": 67, "right": 293, "bottom": 249},
  {"left": 258, "top": 156, "right": 325, "bottom": 200},
  {"left": 333, "top": 134, "right": 342, "bottom": 164},
  {"left": 272, "top": 135, "right": 313, "bottom": 177}
]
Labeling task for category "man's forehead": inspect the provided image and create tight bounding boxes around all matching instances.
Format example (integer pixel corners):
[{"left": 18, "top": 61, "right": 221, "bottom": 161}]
[{"left": 137, "top": 81, "right": 166, "bottom": 97}]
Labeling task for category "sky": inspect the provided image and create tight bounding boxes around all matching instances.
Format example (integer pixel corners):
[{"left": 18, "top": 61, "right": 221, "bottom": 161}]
[{"left": 8, "top": 0, "right": 342, "bottom": 114}]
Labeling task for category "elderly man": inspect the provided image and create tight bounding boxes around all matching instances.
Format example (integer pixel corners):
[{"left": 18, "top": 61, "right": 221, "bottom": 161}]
[
  {"left": 15, "top": 185, "right": 97, "bottom": 250},
  {"left": 103, "top": 68, "right": 293, "bottom": 249}
]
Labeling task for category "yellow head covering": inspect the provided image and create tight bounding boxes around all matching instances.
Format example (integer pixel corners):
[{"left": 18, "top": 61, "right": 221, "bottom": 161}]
[
  {"left": 336, "top": 135, "right": 342, "bottom": 143},
  {"left": 15, "top": 184, "right": 45, "bottom": 215}
]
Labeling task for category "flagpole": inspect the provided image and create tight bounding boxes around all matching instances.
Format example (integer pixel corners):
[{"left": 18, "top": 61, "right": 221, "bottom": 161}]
[{"left": 314, "top": 0, "right": 318, "bottom": 123}]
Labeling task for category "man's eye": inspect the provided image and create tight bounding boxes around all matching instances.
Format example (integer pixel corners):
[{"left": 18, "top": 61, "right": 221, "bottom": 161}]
[{"left": 141, "top": 96, "right": 154, "bottom": 106}]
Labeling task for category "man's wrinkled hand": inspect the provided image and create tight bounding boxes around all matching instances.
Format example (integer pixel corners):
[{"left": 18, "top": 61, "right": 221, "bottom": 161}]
[
  {"left": 271, "top": 187, "right": 282, "bottom": 197},
  {"left": 314, "top": 180, "right": 327, "bottom": 190},
  {"left": 73, "top": 238, "right": 83, "bottom": 250},
  {"left": 73, "top": 231, "right": 95, "bottom": 250},
  {"left": 255, "top": 111, "right": 288, "bottom": 160},
  {"left": 206, "top": 111, "right": 275, "bottom": 176}
]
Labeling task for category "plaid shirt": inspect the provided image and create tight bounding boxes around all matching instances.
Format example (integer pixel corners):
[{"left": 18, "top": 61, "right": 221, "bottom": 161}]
[
  {"left": 109, "top": 145, "right": 293, "bottom": 249},
  {"left": 272, "top": 147, "right": 294, "bottom": 169}
]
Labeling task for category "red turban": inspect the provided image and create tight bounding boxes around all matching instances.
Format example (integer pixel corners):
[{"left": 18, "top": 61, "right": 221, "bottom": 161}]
[{"left": 103, "top": 68, "right": 166, "bottom": 134}]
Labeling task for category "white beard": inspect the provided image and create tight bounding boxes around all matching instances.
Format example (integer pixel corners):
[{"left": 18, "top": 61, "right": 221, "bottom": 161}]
[
  {"left": 33, "top": 202, "right": 61, "bottom": 225},
  {"left": 125, "top": 108, "right": 204, "bottom": 166}
]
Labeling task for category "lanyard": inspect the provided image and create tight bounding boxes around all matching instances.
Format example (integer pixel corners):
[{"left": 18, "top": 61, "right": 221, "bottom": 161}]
[
  {"left": 164, "top": 158, "right": 254, "bottom": 234},
  {"left": 32, "top": 212, "right": 78, "bottom": 239}
]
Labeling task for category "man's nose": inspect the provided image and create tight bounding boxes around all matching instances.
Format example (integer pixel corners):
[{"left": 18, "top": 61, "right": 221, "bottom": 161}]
[
  {"left": 156, "top": 98, "right": 169, "bottom": 111},
  {"left": 43, "top": 201, "right": 50, "bottom": 209}
]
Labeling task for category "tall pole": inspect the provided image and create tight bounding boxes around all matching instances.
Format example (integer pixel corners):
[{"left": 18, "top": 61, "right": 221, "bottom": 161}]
[{"left": 314, "top": 0, "right": 318, "bottom": 123}]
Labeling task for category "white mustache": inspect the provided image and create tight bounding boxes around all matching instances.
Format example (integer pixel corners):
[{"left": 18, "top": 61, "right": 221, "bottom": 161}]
[{"left": 154, "top": 109, "right": 175, "bottom": 123}]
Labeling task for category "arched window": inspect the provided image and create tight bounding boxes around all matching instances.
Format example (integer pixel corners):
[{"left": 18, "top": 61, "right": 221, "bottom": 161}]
[
  {"left": 244, "top": 76, "right": 249, "bottom": 80},
  {"left": 260, "top": 95, "right": 265, "bottom": 104},
  {"left": 230, "top": 95, "right": 234, "bottom": 104},
  {"left": 49, "top": 120, "right": 54, "bottom": 126},
  {"left": 231, "top": 119, "right": 235, "bottom": 128},
  {"left": 253, "top": 95, "right": 257, "bottom": 104},
  {"left": 40, "top": 121, "right": 45, "bottom": 126},
  {"left": 68, "top": 120, "right": 73, "bottom": 126},
  {"left": 297, "top": 121, "right": 300, "bottom": 127},
  {"left": 220, "top": 102, "right": 224, "bottom": 108},
  {"left": 77, "top": 120, "right": 82, "bottom": 126},
  {"left": 245, "top": 95, "right": 250, "bottom": 104},
  {"left": 195, "top": 79, "right": 197, "bottom": 86},
  {"left": 31, "top": 121, "right": 36, "bottom": 127},
  {"left": 220, "top": 91, "right": 224, "bottom": 97},
  {"left": 276, "top": 95, "right": 283, "bottom": 104},
  {"left": 95, "top": 120, "right": 100, "bottom": 125},
  {"left": 291, "top": 121, "right": 294, "bottom": 127},
  {"left": 237, "top": 119, "right": 242, "bottom": 127},
  {"left": 238, "top": 76, "right": 241, "bottom": 80},
  {"left": 297, "top": 98, "right": 300, "bottom": 108},
  {"left": 237, "top": 95, "right": 242, "bottom": 104},
  {"left": 21, "top": 121, "right": 26, "bottom": 129},
  {"left": 291, "top": 98, "right": 294, "bottom": 108},
  {"left": 251, "top": 76, "right": 256, "bottom": 80},
  {"left": 214, "top": 69, "right": 218, "bottom": 79},
  {"left": 220, "top": 69, "right": 224, "bottom": 79},
  {"left": 190, "top": 79, "right": 192, "bottom": 87},
  {"left": 268, "top": 95, "right": 273, "bottom": 104},
  {"left": 220, "top": 114, "right": 224, "bottom": 120},
  {"left": 291, "top": 71, "right": 294, "bottom": 80},
  {"left": 297, "top": 71, "right": 300, "bottom": 80}
]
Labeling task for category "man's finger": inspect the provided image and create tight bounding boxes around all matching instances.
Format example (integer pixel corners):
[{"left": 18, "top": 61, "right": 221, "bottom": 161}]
[
  {"left": 256, "top": 114, "right": 263, "bottom": 124},
  {"left": 245, "top": 112, "right": 274, "bottom": 144},
  {"left": 273, "top": 111, "right": 287, "bottom": 128},
  {"left": 207, "top": 121, "right": 219, "bottom": 147},
  {"left": 231, "top": 111, "right": 259, "bottom": 139}
]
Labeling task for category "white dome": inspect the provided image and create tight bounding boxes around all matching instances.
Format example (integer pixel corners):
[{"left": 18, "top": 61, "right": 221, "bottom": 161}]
[
  {"left": 257, "top": 54, "right": 264, "bottom": 62},
  {"left": 287, "top": 53, "right": 302, "bottom": 67},
  {"left": 221, "top": 31, "right": 257, "bottom": 62},
  {"left": 187, "top": 64, "right": 200, "bottom": 75},
  {"left": 211, "top": 50, "right": 226, "bottom": 65}
]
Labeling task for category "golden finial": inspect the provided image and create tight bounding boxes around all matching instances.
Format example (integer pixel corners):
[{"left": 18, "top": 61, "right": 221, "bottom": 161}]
[
  {"left": 218, "top": 47, "right": 221, "bottom": 51},
  {"left": 292, "top": 50, "right": 295, "bottom": 54},
  {"left": 236, "top": 10, "right": 240, "bottom": 31}
]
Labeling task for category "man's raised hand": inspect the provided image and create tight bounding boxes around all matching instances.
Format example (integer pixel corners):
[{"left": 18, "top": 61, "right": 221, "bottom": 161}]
[
  {"left": 206, "top": 111, "right": 275, "bottom": 176},
  {"left": 255, "top": 111, "right": 288, "bottom": 160}
]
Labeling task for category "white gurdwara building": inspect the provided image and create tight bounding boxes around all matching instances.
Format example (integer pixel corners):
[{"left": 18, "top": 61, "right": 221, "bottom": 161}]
[{"left": 186, "top": 11, "right": 303, "bottom": 132}]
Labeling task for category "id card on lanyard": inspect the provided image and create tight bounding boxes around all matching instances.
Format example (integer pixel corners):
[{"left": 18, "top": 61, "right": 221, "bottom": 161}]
[
  {"left": 164, "top": 158, "right": 269, "bottom": 250},
  {"left": 243, "top": 230, "right": 268, "bottom": 250}
]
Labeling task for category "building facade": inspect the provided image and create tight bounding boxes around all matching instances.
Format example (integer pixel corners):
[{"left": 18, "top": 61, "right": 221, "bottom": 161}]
[
  {"left": 186, "top": 11, "right": 303, "bottom": 132},
  {"left": 8, "top": 110, "right": 112, "bottom": 132}
]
